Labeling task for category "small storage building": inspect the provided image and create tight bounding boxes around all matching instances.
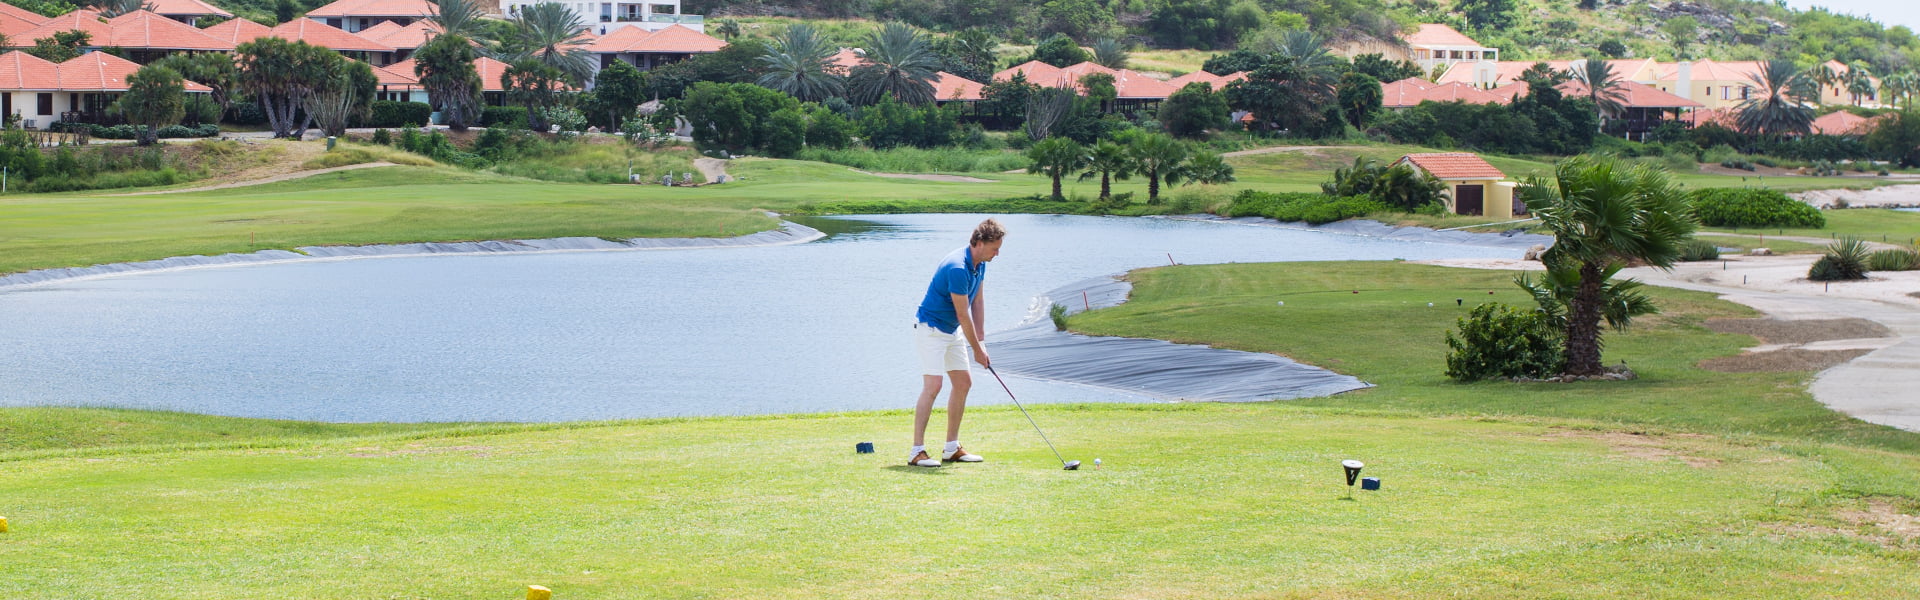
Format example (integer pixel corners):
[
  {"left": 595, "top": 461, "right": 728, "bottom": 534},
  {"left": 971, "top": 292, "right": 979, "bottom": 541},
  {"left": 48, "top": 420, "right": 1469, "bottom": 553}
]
[{"left": 1391, "top": 152, "right": 1521, "bottom": 219}]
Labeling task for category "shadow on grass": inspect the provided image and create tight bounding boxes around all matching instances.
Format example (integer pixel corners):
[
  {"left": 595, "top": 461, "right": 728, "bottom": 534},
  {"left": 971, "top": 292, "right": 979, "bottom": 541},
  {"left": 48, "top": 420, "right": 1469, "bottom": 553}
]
[{"left": 882, "top": 465, "right": 954, "bottom": 475}]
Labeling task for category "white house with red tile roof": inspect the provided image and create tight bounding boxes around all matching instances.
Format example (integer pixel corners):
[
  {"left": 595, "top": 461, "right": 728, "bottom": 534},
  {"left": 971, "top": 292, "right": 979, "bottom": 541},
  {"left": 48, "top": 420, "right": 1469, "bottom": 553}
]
[
  {"left": 367, "top": 61, "right": 425, "bottom": 103},
  {"left": 385, "top": 55, "right": 542, "bottom": 106},
  {"left": 10, "top": 10, "right": 235, "bottom": 63},
  {"left": 1808, "top": 110, "right": 1891, "bottom": 137},
  {"left": 1392, "top": 152, "right": 1518, "bottom": 218},
  {"left": 144, "top": 0, "right": 230, "bottom": 26},
  {"left": 501, "top": 0, "right": 704, "bottom": 36},
  {"left": 1403, "top": 24, "right": 1499, "bottom": 73},
  {"left": 206, "top": 18, "right": 396, "bottom": 64},
  {"left": 352, "top": 19, "right": 442, "bottom": 61},
  {"left": 306, "top": 0, "right": 435, "bottom": 32},
  {"left": 0, "top": 49, "right": 210, "bottom": 127},
  {"left": 586, "top": 23, "right": 722, "bottom": 71}
]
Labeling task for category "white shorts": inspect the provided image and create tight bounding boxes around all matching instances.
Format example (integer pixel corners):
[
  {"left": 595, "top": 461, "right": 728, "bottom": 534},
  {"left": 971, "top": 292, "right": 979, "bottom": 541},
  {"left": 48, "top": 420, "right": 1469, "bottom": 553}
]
[{"left": 914, "top": 322, "right": 971, "bottom": 376}]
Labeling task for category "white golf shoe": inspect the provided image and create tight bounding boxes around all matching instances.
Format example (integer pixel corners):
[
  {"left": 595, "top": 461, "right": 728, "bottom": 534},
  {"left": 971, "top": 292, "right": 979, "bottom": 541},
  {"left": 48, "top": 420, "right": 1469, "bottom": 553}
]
[
  {"left": 908, "top": 450, "right": 941, "bottom": 467},
  {"left": 942, "top": 446, "right": 984, "bottom": 463}
]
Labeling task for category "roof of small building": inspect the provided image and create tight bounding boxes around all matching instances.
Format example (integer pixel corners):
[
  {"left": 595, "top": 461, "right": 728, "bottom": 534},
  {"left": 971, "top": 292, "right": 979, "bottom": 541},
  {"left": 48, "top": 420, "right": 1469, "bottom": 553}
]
[
  {"left": 1653, "top": 58, "right": 1766, "bottom": 83},
  {"left": 932, "top": 70, "right": 983, "bottom": 101},
  {"left": 1165, "top": 69, "right": 1246, "bottom": 91},
  {"left": 0, "top": 50, "right": 59, "bottom": 89},
  {"left": 200, "top": 16, "right": 272, "bottom": 44},
  {"left": 17, "top": 9, "right": 112, "bottom": 42},
  {"left": 370, "top": 61, "right": 418, "bottom": 87},
  {"left": 1558, "top": 79, "right": 1703, "bottom": 108},
  {"left": 305, "top": 0, "right": 437, "bottom": 18},
  {"left": 0, "top": 1, "right": 47, "bottom": 24},
  {"left": 1380, "top": 77, "right": 1508, "bottom": 108},
  {"left": 269, "top": 17, "right": 395, "bottom": 52},
  {"left": 1808, "top": 110, "right": 1891, "bottom": 136},
  {"left": 102, "top": 10, "right": 236, "bottom": 50},
  {"left": 46, "top": 50, "right": 213, "bottom": 91},
  {"left": 1404, "top": 23, "right": 1483, "bottom": 48},
  {"left": 357, "top": 19, "right": 440, "bottom": 50},
  {"left": 145, "top": 0, "right": 232, "bottom": 17},
  {"left": 1396, "top": 153, "right": 1506, "bottom": 180},
  {"left": 993, "top": 60, "right": 1179, "bottom": 99}
]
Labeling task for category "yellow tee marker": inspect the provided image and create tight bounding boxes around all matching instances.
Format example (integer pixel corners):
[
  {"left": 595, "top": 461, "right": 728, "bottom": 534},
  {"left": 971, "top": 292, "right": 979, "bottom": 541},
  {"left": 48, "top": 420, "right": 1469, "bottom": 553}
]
[
  {"left": 0, "top": 516, "right": 8, "bottom": 533},
  {"left": 526, "top": 585, "right": 551, "bottom": 600}
]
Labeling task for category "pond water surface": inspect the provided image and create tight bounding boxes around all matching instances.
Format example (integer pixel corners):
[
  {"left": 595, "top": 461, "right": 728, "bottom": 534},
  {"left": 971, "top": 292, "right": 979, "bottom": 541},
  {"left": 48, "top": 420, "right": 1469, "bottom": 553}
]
[{"left": 0, "top": 214, "right": 1519, "bottom": 422}]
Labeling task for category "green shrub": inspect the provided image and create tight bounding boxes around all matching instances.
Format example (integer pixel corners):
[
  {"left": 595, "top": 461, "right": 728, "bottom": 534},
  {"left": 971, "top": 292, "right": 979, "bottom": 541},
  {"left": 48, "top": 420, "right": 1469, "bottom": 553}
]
[
  {"left": 1444, "top": 302, "right": 1565, "bottom": 381},
  {"left": 371, "top": 128, "right": 392, "bottom": 145},
  {"left": 1224, "top": 190, "right": 1387, "bottom": 225},
  {"left": 1867, "top": 247, "right": 1920, "bottom": 271},
  {"left": 481, "top": 106, "right": 527, "bottom": 129},
  {"left": 365, "top": 101, "right": 433, "bottom": 128},
  {"left": 1689, "top": 188, "right": 1825, "bottom": 228},
  {"left": 1049, "top": 303, "right": 1069, "bottom": 331},
  {"left": 1678, "top": 238, "right": 1721, "bottom": 261},
  {"left": 1808, "top": 238, "right": 1871, "bottom": 281},
  {"left": 1719, "top": 158, "right": 1756, "bottom": 171},
  {"left": 793, "top": 146, "right": 1029, "bottom": 173}
]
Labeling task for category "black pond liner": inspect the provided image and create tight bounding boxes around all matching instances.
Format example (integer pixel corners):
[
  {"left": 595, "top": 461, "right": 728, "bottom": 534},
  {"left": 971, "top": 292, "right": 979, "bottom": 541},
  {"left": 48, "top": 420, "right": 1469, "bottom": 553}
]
[
  {"left": 990, "top": 275, "right": 1372, "bottom": 402},
  {"left": 0, "top": 220, "right": 826, "bottom": 289}
]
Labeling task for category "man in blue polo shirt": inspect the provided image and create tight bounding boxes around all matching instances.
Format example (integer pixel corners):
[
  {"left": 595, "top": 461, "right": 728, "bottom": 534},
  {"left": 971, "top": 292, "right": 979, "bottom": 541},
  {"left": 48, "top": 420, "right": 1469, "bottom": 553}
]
[{"left": 907, "top": 218, "right": 1005, "bottom": 468}]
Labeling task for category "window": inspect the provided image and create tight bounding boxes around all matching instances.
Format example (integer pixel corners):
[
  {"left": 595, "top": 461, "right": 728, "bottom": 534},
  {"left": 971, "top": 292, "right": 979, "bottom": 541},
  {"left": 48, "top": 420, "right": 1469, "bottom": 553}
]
[
  {"left": 36, "top": 92, "right": 51, "bottom": 116},
  {"left": 1740, "top": 87, "right": 1750, "bottom": 99}
]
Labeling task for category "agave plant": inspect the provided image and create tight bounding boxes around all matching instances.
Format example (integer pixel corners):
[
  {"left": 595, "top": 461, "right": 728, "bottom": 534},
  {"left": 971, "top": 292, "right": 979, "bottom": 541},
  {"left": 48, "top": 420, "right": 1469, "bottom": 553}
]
[
  {"left": 1809, "top": 238, "right": 1872, "bottom": 281},
  {"left": 757, "top": 24, "right": 843, "bottom": 102},
  {"left": 847, "top": 23, "right": 938, "bottom": 105},
  {"left": 1734, "top": 60, "right": 1815, "bottom": 137}
]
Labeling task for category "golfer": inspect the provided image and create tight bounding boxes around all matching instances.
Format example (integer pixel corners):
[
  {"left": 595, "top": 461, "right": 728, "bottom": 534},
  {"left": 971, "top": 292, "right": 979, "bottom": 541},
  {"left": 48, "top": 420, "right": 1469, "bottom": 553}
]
[{"left": 907, "top": 218, "right": 1005, "bottom": 468}]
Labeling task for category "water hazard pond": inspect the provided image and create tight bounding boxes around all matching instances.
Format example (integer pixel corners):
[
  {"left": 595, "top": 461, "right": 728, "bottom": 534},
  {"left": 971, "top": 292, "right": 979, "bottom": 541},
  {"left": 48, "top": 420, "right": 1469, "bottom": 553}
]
[{"left": 0, "top": 214, "right": 1526, "bottom": 422}]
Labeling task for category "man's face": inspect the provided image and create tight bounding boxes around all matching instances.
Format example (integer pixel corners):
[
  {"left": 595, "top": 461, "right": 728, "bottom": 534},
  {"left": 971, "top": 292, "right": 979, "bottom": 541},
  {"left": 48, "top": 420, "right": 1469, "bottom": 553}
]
[{"left": 974, "top": 239, "right": 1003, "bottom": 263}]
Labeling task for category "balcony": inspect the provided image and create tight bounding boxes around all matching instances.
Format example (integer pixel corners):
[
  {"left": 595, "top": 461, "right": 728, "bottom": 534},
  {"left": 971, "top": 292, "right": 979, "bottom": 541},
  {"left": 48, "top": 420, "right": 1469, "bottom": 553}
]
[{"left": 613, "top": 14, "right": 702, "bottom": 23}]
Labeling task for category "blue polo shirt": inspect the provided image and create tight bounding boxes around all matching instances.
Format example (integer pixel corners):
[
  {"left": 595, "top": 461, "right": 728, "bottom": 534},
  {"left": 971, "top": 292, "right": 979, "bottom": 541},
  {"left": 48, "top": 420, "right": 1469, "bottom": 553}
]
[{"left": 916, "top": 246, "right": 986, "bottom": 334}]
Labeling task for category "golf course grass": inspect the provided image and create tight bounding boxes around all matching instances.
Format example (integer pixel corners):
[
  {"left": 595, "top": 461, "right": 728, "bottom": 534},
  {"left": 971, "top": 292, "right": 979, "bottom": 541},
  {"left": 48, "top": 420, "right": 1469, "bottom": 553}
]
[{"left": 5, "top": 262, "right": 1918, "bottom": 598}]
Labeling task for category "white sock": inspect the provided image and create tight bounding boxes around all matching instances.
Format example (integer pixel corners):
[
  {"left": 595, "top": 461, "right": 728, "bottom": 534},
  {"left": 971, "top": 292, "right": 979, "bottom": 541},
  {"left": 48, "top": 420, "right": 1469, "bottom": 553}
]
[
  {"left": 944, "top": 440, "right": 961, "bottom": 453},
  {"left": 910, "top": 445, "right": 925, "bottom": 458}
]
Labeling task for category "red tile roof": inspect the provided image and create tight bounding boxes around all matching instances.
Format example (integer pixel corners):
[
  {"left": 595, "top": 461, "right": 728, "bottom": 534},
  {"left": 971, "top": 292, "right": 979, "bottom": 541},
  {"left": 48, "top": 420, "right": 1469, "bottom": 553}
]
[
  {"left": 386, "top": 55, "right": 536, "bottom": 92},
  {"left": 357, "top": 19, "right": 439, "bottom": 50},
  {"left": 56, "top": 50, "right": 212, "bottom": 91},
  {"left": 994, "top": 60, "right": 1177, "bottom": 99},
  {"left": 993, "top": 60, "right": 1063, "bottom": 85},
  {"left": 586, "top": 24, "right": 723, "bottom": 54},
  {"left": 0, "top": 1, "right": 47, "bottom": 24},
  {"left": 931, "top": 71, "right": 982, "bottom": 101},
  {"left": 1381, "top": 78, "right": 1508, "bottom": 108},
  {"left": 201, "top": 17, "right": 271, "bottom": 44},
  {"left": 0, "top": 10, "right": 43, "bottom": 40},
  {"left": 103, "top": 10, "right": 235, "bottom": 50},
  {"left": 1808, "top": 111, "right": 1891, "bottom": 136},
  {"left": 1556, "top": 79, "right": 1702, "bottom": 108},
  {"left": 18, "top": 9, "right": 112, "bottom": 43},
  {"left": 1682, "top": 106, "right": 1738, "bottom": 129},
  {"left": 370, "top": 61, "right": 418, "bottom": 87},
  {"left": 1436, "top": 59, "right": 1655, "bottom": 87},
  {"left": 306, "top": 0, "right": 437, "bottom": 18},
  {"left": 1404, "top": 24, "right": 1483, "bottom": 48},
  {"left": 0, "top": 50, "right": 59, "bottom": 89},
  {"left": 1166, "top": 70, "right": 1246, "bottom": 91},
  {"left": 1653, "top": 59, "right": 1765, "bottom": 83},
  {"left": 145, "top": 0, "right": 232, "bottom": 17},
  {"left": 1396, "top": 153, "right": 1506, "bottom": 180},
  {"left": 269, "top": 17, "right": 394, "bottom": 52}
]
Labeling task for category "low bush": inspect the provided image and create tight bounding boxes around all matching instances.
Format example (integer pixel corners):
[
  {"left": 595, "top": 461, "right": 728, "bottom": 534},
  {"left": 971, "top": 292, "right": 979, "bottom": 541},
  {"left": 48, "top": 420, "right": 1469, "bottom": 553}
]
[
  {"left": 1678, "top": 238, "right": 1721, "bottom": 261},
  {"left": 1224, "top": 190, "right": 1386, "bottom": 225},
  {"left": 53, "top": 122, "right": 218, "bottom": 139},
  {"left": 371, "top": 128, "right": 392, "bottom": 145},
  {"left": 481, "top": 106, "right": 527, "bottom": 129},
  {"left": 1444, "top": 302, "right": 1565, "bottom": 381},
  {"left": 1867, "top": 247, "right": 1919, "bottom": 271},
  {"left": 793, "top": 146, "right": 1029, "bottom": 173},
  {"left": 1689, "top": 188, "right": 1825, "bottom": 229},
  {"left": 1719, "top": 158, "right": 1756, "bottom": 171},
  {"left": 1808, "top": 238, "right": 1871, "bottom": 281},
  {"left": 22, "top": 167, "right": 184, "bottom": 192},
  {"left": 363, "top": 101, "right": 433, "bottom": 128}
]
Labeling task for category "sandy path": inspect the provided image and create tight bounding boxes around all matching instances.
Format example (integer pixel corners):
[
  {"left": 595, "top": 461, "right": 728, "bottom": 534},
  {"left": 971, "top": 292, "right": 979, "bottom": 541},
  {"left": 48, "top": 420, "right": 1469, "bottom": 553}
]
[
  {"left": 848, "top": 168, "right": 993, "bottom": 183},
  {"left": 112, "top": 162, "right": 397, "bottom": 196},
  {"left": 1792, "top": 184, "right": 1920, "bottom": 209},
  {"left": 693, "top": 158, "right": 729, "bottom": 182},
  {"left": 1423, "top": 254, "right": 1920, "bottom": 432},
  {"left": 1697, "top": 231, "right": 1910, "bottom": 251},
  {"left": 1221, "top": 145, "right": 1343, "bottom": 158}
]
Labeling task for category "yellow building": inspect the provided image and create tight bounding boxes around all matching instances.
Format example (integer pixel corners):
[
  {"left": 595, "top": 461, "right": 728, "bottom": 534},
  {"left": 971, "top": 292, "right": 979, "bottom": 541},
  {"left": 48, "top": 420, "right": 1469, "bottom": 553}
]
[{"left": 1392, "top": 153, "right": 1520, "bottom": 219}]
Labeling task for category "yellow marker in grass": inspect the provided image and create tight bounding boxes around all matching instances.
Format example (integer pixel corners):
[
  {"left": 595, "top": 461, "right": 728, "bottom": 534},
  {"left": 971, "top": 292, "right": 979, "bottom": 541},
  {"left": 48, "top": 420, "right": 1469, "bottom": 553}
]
[
  {"left": 0, "top": 516, "right": 8, "bottom": 533},
  {"left": 527, "top": 585, "right": 551, "bottom": 600}
]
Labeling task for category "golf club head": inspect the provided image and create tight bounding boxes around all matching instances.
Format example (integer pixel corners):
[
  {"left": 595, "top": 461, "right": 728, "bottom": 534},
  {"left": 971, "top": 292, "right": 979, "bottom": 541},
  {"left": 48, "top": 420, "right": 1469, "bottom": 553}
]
[{"left": 1063, "top": 460, "right": 1081, "bottom": 470}]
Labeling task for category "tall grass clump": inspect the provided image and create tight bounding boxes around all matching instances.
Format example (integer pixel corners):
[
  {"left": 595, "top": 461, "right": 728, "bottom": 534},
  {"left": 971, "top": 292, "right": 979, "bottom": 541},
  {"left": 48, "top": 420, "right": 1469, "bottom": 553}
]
[
  {"left": 1808, "top": 237, "right": 1871, "bottom": 281},
  {"left": 476, "top": 129, "right": 701, "bottom": 184},
  {"left": 794, "top": 146, "right": 1028, "bottom": 173},
  {"left": 1223, "top": 190, "right": 1386, "bottom": 225},
  {"left": 1678, "top": 238, "right": 1721, "bottom": 261},
  {"left": 1866, "top": 247, "right": 1919, "bottom": 271}
]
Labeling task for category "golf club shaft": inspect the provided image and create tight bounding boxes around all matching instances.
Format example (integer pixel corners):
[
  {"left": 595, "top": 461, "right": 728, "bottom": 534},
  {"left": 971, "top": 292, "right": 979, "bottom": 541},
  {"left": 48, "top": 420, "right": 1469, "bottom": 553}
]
[{"left": 986, "top": 365, "right": 1068, "bottom": 467}]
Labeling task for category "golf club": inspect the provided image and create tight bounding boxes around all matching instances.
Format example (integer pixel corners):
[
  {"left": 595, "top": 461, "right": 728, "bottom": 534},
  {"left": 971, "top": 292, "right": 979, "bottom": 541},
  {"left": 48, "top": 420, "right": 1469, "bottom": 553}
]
[{"left": 985, "top": 365, "right": 1080, "bottom": 470}]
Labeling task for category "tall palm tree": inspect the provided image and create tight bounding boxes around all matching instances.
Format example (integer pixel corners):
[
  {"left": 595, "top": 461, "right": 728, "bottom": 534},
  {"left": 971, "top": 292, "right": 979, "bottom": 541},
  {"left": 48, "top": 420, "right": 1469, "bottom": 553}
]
[
  {"left": 1026, "top": 136, "right": 1086, "bottom": 201},
  {"left": 427, "top": 0, "right": 490, "bottom": 40},
  {"left": 505, "top": 3, "right": 595, "bottom": 86},
  {"left": 1523, "top": 156, "right": 1697, "bottom": 376},
  {"left": 1120, "top": 131, "right": 1187, "bottom": 204},
  {"left": 848, "top": 23, "right": 939, "bottom": 105},
  {"left": 1276, "top": 29, "right": 1339, "bottom": 75},
  {"left": 1078, "top": 140, "right": 1134, "bottom": 202},
  {"left": 1572, "top": 58, "right": 1626, "bottom": 131},
  {"left": 713, "top": 19, "right": 741, "bottom": 42},
  {"left": 1807, "top": 62, "right": 1838, "bottom": 102},
  {"left": 1734, "top": 60, "right": 1814, "bottom": 137},
  {"left": 1091, "top": 38, "right": 1127, "bottom": 70},
  {"left": 1882, "top": 71, "right": 1919, "bottom": 111},
  {"left": 1843, "top": 62, "right": 1876, "bottom": 106},
  {"left": 757, "top": 24, "right": 842, "bottom": 102}
]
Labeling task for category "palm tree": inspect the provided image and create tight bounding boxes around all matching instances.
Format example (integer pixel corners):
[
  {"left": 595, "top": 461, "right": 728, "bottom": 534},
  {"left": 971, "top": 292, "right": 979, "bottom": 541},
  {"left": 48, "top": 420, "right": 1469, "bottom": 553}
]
[
  {"left": 1571, "top": 58, "right": 1626, "bottom": 131},
  {"left": 91, "top": 0, "right": 155, "bottom": 18},
  {"left": 1168, "top": 152, "right": 1235, "bottom": 187},
  {"left": 415, "top": 32, "right": 482, "bottom": 130},
  {"left": 505, "top": 2, "right": 595, "bottom": 86},
  {"left": 1843, "top": 62, "right": 1876, "bottom": 106},
  {"left": 1883, "top": 71, "right": 1919, "bottom": 111},
  {"left": 427, "top": 0, "right": 490, "bottom": 40},
  {"left": 1026, "top": 136, "right": 1086, "bottom": 200},
  {"left": 1523, "top": 156, "right": 1697, "bottom": 376},
  {"left": 757, "top": 24, "right": 842, "bottom": 102},
  {"left": 1734, "top": 60, "right": 1814, "bottom": 137},
  {"left": 1807, "top": 62, "right": 1838, "bottom": 102},
  {"left": 1120, "top": 131, "right": 1187, "bottom": 204},
  {"left": 1079, "top": 140, "right": 1134, "bottom": 202},
  {"left": 1276, "top": 29, "right": 1339, "bottom": 74},
  {"left": 848, "top": 23, "right": 939, "bottom": 105},
  {"left": 714, "top": 19, "right": 741, "bottom": 42},
  {"left": 1091, "top": 38, "right": 1127, "bottom": 70}
]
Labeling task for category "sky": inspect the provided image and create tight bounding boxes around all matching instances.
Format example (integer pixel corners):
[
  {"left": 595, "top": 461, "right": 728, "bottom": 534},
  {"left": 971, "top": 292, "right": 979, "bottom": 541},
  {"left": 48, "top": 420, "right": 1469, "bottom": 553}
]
[{"left": 1785, "top": 0, "right": 1920, "bottom": 31}]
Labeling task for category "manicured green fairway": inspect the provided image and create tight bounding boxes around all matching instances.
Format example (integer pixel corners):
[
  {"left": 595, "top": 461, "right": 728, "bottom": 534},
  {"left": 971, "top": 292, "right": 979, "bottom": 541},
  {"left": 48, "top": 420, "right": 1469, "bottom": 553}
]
[{"left": 1703, "top": 208, "right": 1920, "bottom": 247}]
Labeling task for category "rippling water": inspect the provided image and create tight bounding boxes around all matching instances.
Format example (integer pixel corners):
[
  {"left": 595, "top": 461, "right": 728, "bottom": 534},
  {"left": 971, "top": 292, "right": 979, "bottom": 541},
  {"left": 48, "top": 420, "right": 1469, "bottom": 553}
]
[{"left": 0, "top": 214, "right": 1519, "bottom": 422}]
